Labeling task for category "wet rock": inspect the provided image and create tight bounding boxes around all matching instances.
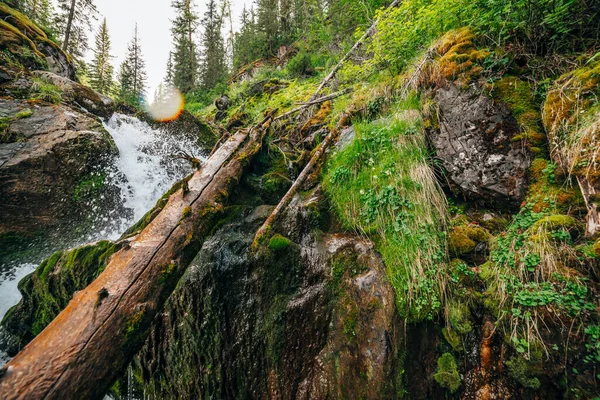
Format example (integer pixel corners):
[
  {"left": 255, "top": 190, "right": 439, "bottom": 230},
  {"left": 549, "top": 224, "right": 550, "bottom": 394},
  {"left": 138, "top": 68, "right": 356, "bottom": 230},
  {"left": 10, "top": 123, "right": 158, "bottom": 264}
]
[
  {"left": 1, "top": 240, "right": 120, "bottom": 355},
  {"left": 0, "top": 98, "right": 119, "bottom": 259},
  {"left": 432, "top": 83, "right": 530, "bottom": 208},
  {"left": 135, "top": 187, "right": 402, "bottom": 399},
  {"left": 32, "top": 71, "right": 114, "bottom": 119}
]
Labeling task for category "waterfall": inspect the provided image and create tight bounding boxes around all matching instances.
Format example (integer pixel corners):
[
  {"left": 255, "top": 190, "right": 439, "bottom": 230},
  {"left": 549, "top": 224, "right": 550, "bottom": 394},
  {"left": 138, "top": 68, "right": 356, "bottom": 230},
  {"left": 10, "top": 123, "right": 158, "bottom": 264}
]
[{"left": 0, "top": 113, "right": 204, "bottom": 366}]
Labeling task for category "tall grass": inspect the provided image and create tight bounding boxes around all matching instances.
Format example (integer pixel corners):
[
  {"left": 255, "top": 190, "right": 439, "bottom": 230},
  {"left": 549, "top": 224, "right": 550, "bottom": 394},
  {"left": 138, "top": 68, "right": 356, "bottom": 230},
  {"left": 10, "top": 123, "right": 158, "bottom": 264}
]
[{"left": 323, "top": 96, "right": 449, "bottom": 321}]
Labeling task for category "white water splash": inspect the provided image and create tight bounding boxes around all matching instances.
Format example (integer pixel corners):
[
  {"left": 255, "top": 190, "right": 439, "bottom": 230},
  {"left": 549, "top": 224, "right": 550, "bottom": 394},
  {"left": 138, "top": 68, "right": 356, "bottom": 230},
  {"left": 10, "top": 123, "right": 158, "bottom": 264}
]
[
  {"left": 102, "top": 113, "right": 204, "bottom": 236},
  {"left": 0, "top": 114, "right": 204, "bottom": 365}
]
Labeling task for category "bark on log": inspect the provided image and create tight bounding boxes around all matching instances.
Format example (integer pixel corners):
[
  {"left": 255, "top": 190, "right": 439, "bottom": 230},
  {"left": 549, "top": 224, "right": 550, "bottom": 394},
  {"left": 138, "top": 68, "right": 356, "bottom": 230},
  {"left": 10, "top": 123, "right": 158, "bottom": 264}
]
[
  {"left": 253, "top": 112, "right": 351, "bottom": 247},
  {"left": 0, "top": 126, "right": 267, "bottom": 399}
]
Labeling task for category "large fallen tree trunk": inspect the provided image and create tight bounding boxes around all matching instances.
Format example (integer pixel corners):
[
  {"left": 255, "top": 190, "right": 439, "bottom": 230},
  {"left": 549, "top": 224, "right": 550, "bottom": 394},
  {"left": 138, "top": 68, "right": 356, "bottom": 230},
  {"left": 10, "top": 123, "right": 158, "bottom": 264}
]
[{"left": 0, "top": 117, "right": 272, "bottom": 399}]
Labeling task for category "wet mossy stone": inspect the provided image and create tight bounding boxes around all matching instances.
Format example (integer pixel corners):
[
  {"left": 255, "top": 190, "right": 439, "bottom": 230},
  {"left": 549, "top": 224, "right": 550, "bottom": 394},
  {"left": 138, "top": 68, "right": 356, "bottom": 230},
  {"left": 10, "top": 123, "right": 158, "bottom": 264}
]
[
  {"left": 448, "top": 223, "right": 492, "bottom": 257},
  {"left": 1, "top": 240, "right": 119, "bottom": 355},
  {"left": 268, "top": 234, "right": 291, "bottom": 251},
  {"left": 433, "top": 353, "right": 461, "bottom": 393}
]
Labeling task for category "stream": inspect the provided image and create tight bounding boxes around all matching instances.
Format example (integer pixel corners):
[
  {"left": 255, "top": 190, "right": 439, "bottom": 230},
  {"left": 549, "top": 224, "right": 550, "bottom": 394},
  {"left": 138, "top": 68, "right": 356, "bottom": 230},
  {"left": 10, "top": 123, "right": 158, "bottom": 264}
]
[{"left": 0, "top": 113, "right": 204, "bottom": 366}]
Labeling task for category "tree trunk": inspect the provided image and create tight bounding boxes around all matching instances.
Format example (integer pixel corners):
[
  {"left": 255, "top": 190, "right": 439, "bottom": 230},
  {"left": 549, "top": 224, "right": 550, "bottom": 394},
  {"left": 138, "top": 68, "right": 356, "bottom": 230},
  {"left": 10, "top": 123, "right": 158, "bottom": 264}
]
[
  {"left": 62, "top": 0, "right": 77, "bottom": 52},
  {"left": 0, "top": 127, "right": 267, "bottom": 399}
]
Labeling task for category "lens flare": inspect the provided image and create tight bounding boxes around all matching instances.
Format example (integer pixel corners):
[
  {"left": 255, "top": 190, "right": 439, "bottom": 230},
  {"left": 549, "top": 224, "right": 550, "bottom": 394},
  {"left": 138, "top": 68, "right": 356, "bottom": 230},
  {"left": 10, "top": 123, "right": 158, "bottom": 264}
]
[{"left": 147, "top": 86, "right": 185, "bottom": 122}]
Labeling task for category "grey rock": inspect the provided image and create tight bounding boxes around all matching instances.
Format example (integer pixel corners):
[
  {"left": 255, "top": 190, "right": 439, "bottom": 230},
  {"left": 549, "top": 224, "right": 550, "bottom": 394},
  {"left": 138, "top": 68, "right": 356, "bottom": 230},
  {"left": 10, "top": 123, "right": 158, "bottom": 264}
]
[
  {"left": 431, "top": 83, "right": 530, "bottom": 208},
  {"left": 32, "top": 71, "right": 115, "bottom": 119}
]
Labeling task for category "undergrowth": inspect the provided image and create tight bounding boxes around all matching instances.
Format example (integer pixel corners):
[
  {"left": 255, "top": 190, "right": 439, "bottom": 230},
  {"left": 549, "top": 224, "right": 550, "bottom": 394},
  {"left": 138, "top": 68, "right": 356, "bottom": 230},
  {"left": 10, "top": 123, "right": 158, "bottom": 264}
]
[{"left": 323, "top": 95, "right": 449, "bottom": 321}]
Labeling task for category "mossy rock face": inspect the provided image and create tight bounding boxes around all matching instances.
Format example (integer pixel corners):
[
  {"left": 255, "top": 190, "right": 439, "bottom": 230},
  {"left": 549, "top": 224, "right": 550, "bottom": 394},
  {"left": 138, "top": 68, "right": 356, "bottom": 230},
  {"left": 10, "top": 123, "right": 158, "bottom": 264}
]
[
  {"left": 493, "top": 76, "right": 545, "bottom": 150},
  {"left": 133, "top": 186, "right": 403, "bottom": 399},
  {"left": 1, "top": 240, "right": 120, "bottom": 355},
  {"left": 0, "top": 3, "right": 75, "bottom": 78},
  {"left": 433, "top": 353, "right": 461, "bottom": 393},
  {"left": 268, "top": 234, "right": 292, "bottom": 251}
]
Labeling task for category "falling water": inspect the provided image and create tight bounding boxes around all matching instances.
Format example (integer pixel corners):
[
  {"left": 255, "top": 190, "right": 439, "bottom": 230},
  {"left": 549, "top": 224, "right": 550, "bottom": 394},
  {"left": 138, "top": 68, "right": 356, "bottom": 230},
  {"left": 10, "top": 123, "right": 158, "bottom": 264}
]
[{"left": 0, "top": 113, "right": 204, "bottom": 366}]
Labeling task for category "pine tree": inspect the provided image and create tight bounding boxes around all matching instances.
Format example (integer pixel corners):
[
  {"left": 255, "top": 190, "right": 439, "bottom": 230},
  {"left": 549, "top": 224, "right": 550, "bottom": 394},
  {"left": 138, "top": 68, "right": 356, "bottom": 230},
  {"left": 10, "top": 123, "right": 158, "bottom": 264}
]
[
  {"left": 165, "top": 51, "right": 175, "bottom": 86},
  {"left": 256, "top": 0, "right": 279, "bottom": 54},
  {"left": 89, "top": 18, "right": 114, "bottom": 96},
  {"left": 171, "top": 0, "right": 200, "bottom": 94},
  {"left": 24, "top": 0, "right": 54, "bottom": 32},
  {"left": 233, "top": 6, "right": 260, "bottom": 70},
  {"left": 118, "top": 25, "right": 147, "bottom": 107},
  {"left": 54, "top": 0, "right": 98, "bottom": 59},
  {"left": 199, "top": 0, "right": 226, "bottom": 89}
]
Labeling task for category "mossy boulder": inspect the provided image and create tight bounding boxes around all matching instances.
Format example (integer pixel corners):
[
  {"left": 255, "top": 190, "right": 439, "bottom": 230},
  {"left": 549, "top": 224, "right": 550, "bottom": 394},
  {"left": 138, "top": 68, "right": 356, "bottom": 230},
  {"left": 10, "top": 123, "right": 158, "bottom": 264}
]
[
  {"left": 0, "top": 3, "right": 74, "bottom": 78},
  {"left": 449, "top": 222, "right": 492, "bottom": 265},
  {"left": 429, "top": 81, "right": 531, "bottom": 208},
  {"left": 1, "top": 240, "right": 120, "bottom": 355},
  {"left": 0, "top": 98, "right": 120, "bottom": 261},
  {"left": 433, "top": 353, "right": 461, "bottom": 393}
]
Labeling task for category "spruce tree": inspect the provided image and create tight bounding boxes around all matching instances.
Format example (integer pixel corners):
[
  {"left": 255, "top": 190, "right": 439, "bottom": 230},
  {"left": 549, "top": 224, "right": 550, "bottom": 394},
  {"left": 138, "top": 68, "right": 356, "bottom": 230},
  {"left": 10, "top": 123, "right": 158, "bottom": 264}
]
[
  {"left": 165, "top": 51, "right": 175, "bottom": 86},
  {"left": 233, "top": 6, "right": 259, "bottom": 70},
  {"left": 199, "top": 0, "right": 226, "bottom": 89},
  {"left": 118, "top": 25, "right": 147, "bottom": 107},
  {"left": 256, "top": 0, "right": 279, "bottom": 54},
  {"left": 89, "top": 18, "right": 114, "bottom": 96},
  {"left": 24, "top": 0, "right": 54, "bottom": 32},
  {"left": 54, "top": 0, "right": 98, "bottom": 59},
  {"left": 171, "top": 0, "right": 200, "bottom": 94}
]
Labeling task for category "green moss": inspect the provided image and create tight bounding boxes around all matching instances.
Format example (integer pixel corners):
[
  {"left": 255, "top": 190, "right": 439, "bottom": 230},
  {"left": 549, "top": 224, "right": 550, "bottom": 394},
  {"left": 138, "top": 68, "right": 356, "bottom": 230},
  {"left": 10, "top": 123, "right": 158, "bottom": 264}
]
[
  {"left": 528, "top": 214, "right": 582, "bottom": 233},
  {"left": 124, "top": 308, "right": 146, "bottom": 339},
  {"left": 506, "top": 355, "right": 541, "bottom": 389},
  {"left": 2, "top": 240, "right": 117, "bottom": 340},
  {"left": 433, "top": 353, "right": 461, "bottom": 393},
  {"left": 268, "top": 234, "right": 291, "bottom": 251},
  {"left": 493, "top": 77, "right": 545, "bottom": 147},
  {"left": 181, "top": 206, "right": 191, "bottom": 220},
  {"left": 15, "top": 108, "right": 32, "bottom": 119},
  {"left": 448, "top": 302, "right": 473, "bottom": 334},
  {"left": 442, "top": 326, "right": 462, "bottom": 351},
  {"left": 73, "top": 173, "right": 105, "bottom": 202},
  {"left": 448, "top": 223, "right": 492, "bottom": 256}
]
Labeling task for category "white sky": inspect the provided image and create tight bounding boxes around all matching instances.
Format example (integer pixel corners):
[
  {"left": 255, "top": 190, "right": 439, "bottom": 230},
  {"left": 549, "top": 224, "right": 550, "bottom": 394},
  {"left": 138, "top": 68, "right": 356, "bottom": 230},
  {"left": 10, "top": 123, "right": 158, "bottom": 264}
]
[{"left": 57, "top": 0, "right": 247, "bottom": 99}]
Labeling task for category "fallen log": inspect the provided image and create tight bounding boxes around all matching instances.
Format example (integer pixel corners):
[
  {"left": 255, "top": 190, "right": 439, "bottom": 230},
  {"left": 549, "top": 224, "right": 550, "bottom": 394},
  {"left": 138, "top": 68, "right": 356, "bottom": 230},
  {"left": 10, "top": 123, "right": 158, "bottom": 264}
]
[
  {"left": 253, "top": 111, "right": 352, "bottom": 248},
  {"left": 0, "top": 116, "right": 273, "bottom": 399}
]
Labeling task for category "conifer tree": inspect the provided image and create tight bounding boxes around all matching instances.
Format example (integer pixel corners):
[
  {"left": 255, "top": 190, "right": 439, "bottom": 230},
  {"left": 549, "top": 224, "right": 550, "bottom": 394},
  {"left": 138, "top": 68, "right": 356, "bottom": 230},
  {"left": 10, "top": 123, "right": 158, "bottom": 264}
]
[
  {"left": 89, "top": 18, "right": 114, "bottom": 96},
  {"left": 233, "top": 6, "right": 259, "bottom": 70},
  {"left": 117, "top": 25, "right": 147, "bottom": 107},
  {"left": 54, "top": 0, "right": 98, "bottom": 59},
  {"left": 165, "top": 51, "right": 175, "bottom": 86},
  {"left": 256, "top": 0, "right": 279, "bottom": 54},
  {"left": 24, "top": 0, "right": 54, "bottom": 32},
  {"left": 200, "top": 0, "right": 226, "bottom": 89},
  {"left": 171, "top": 0, "right": 200, "bottom": 94}
]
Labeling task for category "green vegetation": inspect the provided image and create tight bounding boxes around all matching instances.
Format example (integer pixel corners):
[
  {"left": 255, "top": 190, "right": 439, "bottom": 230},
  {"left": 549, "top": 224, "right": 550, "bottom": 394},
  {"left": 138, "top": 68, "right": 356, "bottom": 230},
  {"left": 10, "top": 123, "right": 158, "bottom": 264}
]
[
  {"left": 434, "top": 353, "right": 461, "bottom": 392},
  {"left": 30, "top": 76, "right": 62, "bottom": 103},
  {"left": 73, "top": 173, "right": 105, "bottom": 202},
  {"left": 1, "top": 240, "right": 117, "bottom": 339},
  {"left": 268, "top": 234, "right": 291, "bottom": 251},
  {"left": 324, "top": 97, "right": 449, "bottom": 321}
]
